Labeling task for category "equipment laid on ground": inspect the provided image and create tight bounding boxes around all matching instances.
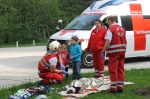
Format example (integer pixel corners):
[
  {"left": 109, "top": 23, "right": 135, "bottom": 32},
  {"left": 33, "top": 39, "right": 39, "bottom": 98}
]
[{"left": 8, "top": 85, "right": 52, "bottom": 99}]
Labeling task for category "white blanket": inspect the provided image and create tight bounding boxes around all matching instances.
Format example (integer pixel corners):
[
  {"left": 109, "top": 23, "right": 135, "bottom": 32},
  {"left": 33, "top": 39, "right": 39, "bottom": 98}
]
[{"left": 58, "top": 81, "right": 134, "bottom": 98}]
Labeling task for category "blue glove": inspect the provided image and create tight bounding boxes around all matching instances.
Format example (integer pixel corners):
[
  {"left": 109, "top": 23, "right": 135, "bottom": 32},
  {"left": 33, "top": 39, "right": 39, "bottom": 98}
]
[
  {"left": 60, "top": 64, "right": 65, "bottom": 70},
  {"left": 102, "top": 52, "right": 105, "bottom": 58},
  {"left": 62, "top": 70, "right": 68, "bottom": 74}
]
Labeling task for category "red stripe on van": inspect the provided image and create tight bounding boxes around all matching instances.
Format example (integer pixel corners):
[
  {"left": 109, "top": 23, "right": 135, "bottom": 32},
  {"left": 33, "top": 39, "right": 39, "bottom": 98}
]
[
  {"left": 59, "top": 30, "right": 76, "bottom": 36},
  {"left": 129, "top": 4, "right": 146, "bottom": 51}
]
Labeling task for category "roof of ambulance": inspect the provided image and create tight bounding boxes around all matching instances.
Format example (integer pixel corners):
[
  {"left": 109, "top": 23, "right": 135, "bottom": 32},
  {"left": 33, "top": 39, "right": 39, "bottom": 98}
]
[{"left": 82, "top": 0, "right": 149, "bottom": 15}]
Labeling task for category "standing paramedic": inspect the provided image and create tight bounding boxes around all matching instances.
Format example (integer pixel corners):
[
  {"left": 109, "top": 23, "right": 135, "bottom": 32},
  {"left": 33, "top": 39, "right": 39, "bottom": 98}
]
[
  {"left": 70, "top": 36, "right": 82, "bottom": 80},
  {"left": 56, "top": 19, "right": 63, "bottom": 32},
  {"left": 102, "top": 16, "right": 127, "bottom": 93},
  {"left": 38, "top": 41, "right": 68, "bottom": 85},
  {"left": 86, "top": 19, "right": 107, "bottom": 78}
]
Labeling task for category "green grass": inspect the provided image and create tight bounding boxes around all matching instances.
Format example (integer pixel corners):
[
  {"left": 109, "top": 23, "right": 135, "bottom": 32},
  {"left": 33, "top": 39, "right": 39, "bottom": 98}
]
[
  {"left": 1, "top": 69, "right": 150, "bottom": 99},
  {"left": 0, "top": 42, "right": 47, "bottom": 48}
]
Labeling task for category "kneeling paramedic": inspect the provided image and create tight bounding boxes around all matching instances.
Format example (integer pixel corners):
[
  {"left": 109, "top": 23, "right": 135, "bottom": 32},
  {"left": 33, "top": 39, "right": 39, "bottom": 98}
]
[{"left": 38, "top": 41, "right": 68, "bottom": 85}]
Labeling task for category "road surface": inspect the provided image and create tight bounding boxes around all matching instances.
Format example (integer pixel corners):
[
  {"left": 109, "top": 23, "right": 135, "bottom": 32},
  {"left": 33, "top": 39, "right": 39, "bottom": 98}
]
[{"left": 0, "top": 46, "right": 150, "bottom": 89}]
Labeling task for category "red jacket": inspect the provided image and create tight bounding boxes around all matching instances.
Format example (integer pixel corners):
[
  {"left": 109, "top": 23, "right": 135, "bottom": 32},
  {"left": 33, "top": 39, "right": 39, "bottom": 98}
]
[
  {"left": 106, "top": 24, "right": 127, "bottom": 57},
  {"left": 59, "top": 51, "right": 70, "bottom": 66},
  {"left": 38, "top": 53, "right": 60, "bottom": 72},
  {"left": 86, "top": 27, "right": 106, "bottom": 52}
]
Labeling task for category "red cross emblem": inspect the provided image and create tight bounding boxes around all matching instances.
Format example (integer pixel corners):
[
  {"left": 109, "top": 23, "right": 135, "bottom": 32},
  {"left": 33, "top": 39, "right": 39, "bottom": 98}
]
[
  {"left": 59, "top": 30, "right": 76, "bottom": 36},
  {"left": 117, "top": 27, "right": 124, "bottom": 36}
]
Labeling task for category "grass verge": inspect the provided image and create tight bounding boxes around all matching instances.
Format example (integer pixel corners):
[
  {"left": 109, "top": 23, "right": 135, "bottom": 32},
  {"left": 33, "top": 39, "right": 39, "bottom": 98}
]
[
  {"left": 0, "top": 39, "right": 48, "bottom": 48},
  {"left": 0, "top": 42, "right": 47, "bottom": 48},
  {"left": 0, "top": 68, "right": 150, "bottom": 99}
]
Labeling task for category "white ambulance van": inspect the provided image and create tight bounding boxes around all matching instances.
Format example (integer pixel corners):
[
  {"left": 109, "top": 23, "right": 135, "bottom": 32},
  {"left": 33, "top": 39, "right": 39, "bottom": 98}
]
[{"left": 47, "top": 0, "right": 150, "bottom": 68}]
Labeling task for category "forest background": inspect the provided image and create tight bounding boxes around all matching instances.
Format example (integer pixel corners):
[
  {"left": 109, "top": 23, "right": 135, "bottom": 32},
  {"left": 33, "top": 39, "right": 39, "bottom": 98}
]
[{"left": 0, "top": 0, "right": 94, "bottom": 45}]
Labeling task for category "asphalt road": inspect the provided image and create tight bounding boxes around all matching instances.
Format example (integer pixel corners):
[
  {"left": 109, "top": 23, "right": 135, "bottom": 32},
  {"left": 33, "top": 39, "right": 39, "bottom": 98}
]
[{"left": 0, "top": 46, "right": 150, "bottom": 89}]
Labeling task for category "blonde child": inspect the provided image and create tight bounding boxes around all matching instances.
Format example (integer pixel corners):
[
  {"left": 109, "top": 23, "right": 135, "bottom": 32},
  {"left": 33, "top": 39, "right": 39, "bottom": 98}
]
[{"left": 59, "top": 44, "right": 70, "bottom": 79}]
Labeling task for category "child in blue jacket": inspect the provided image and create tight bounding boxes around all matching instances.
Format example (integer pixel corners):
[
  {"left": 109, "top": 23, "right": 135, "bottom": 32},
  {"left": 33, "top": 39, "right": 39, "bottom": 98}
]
[{"left": 70, "top": 36, "right": 82, "bottom": 80}]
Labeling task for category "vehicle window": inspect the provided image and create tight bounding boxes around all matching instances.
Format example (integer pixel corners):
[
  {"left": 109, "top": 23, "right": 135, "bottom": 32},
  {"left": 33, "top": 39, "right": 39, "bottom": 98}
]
[
  {"left": 143, "top": 15, "right": 150, "bottom": 19},
  {"left": 120, "top": 15, "right": 133, "bottom": 31},
  {"left": 143, "top": 15, "right": 150, "bottom": 30},
  {"left": 64, "top": 14, "right": 102, "bottom": 30}
]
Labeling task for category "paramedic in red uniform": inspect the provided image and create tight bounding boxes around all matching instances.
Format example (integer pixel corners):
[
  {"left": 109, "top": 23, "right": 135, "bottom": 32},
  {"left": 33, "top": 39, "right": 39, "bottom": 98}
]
[
  {"left": 38, "top": 41, "right": 68, "bottom": 85},
  {"left": 86, "top": 19, "right": 106, "bottom": 78},
  {"left": 102, "top": 16, "right": 127, "bottom": 93}
]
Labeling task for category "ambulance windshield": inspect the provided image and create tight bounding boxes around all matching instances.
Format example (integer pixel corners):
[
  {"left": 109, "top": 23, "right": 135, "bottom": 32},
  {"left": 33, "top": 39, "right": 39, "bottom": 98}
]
[{"left": 64, "top": 14, "right": 101, "bottom": 30}]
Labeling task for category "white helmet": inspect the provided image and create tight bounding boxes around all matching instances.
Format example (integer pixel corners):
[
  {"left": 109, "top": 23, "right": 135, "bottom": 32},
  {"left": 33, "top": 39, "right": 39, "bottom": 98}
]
[
  {"left": 49, "top": 41, "right": 61, "bottom": 51},
  {"left": 58, "top": 19, "right": 63, "bottom": 23}
]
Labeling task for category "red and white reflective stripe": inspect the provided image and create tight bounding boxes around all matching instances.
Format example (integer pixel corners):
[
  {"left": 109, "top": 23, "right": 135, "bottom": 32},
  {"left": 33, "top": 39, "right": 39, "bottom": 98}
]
[
  {"left": 110, "top": 86, "right": 117, "bottom": 88},
  {"left": 40, "top": 61, "right": 49, "bottom": 69},
  {"left": 99, "top": 70, "right": 104, "bottom": 73},
  {"left": 40, "top": 57, "right": 50, "bottom": 69},
  {"left": 117, "top": 81, "right": 124, "bottom": 88},
  {"left": 49, "top": 79, "right": 53, "bottom": 83},
  {"left": 111, "top": 82, "right": 117, "bottom": 84},
  {"left": 40, "top": 61, "right": 45, "bottom": 67},
  {"left": 95, "top": 70, "right": 99, "bottom": 72},
  {"left": 53, "top": 79, "right": 57, "bottom": 83},
  {"left": 109, "top": 44, "right": 126, "bottom": 48},
  {"left": 38, "top": 70, "right": 42, "bottom": 74},
  {"left": 99, "top": 71, "right": 104, "bottom": 77},
  {"left": 117, "top": 81, "right": 124, "bottom": 84},
  {"left": 95, "top": 73, "right": 99, "bottom": 76},
  {"left": 117, "top": 85, "right": 124, "bottom": 87},
  {"left": 100, "top": 74, "right": 104, "bottom": 77},
  {"left": 49, "top": 79, "right": 59, "bottom": 84},
  {"left": 106, "top": 49, "right": 126, "bottom": 54},
  {"left": 110, "top": 82, "right": 117, "bottom": 90},
  {"left": 95, "top": 70, "right": 99, "bottom": 76},
  {"left": 110, "top": 81, "right": 117, "bottom": 91},
  {"left": 42, "top": 58, "right": 50, "bottom": 66}
]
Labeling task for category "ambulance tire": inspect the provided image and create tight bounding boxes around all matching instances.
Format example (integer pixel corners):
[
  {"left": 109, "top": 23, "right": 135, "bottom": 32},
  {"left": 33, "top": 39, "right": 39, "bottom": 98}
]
[{"left": 82, "top": 51, "right": 93, "bottom": 68}]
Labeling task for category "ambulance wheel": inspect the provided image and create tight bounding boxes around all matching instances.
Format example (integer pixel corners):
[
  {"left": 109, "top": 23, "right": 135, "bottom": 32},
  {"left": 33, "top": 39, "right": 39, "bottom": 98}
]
[{"left": 82, "top": 51, "right": 93, "bottom": 68}]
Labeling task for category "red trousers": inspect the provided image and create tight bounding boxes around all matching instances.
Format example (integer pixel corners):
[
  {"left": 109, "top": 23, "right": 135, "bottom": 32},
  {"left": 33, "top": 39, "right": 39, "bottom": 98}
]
[
  {"left": 92, "top": 51, "right": 105, "bottom": 78},
  {"left": 108, "top": 54, "right": 125, "bottom": 92},
  {"left": 38, "top": 71, "right": 63, "bottom": 85}
]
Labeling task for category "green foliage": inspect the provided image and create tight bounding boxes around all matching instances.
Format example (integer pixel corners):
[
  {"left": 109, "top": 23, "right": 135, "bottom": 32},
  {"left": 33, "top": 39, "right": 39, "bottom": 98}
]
[{"left": 0, "top": 0, "right": 93, "bottom": 44}]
